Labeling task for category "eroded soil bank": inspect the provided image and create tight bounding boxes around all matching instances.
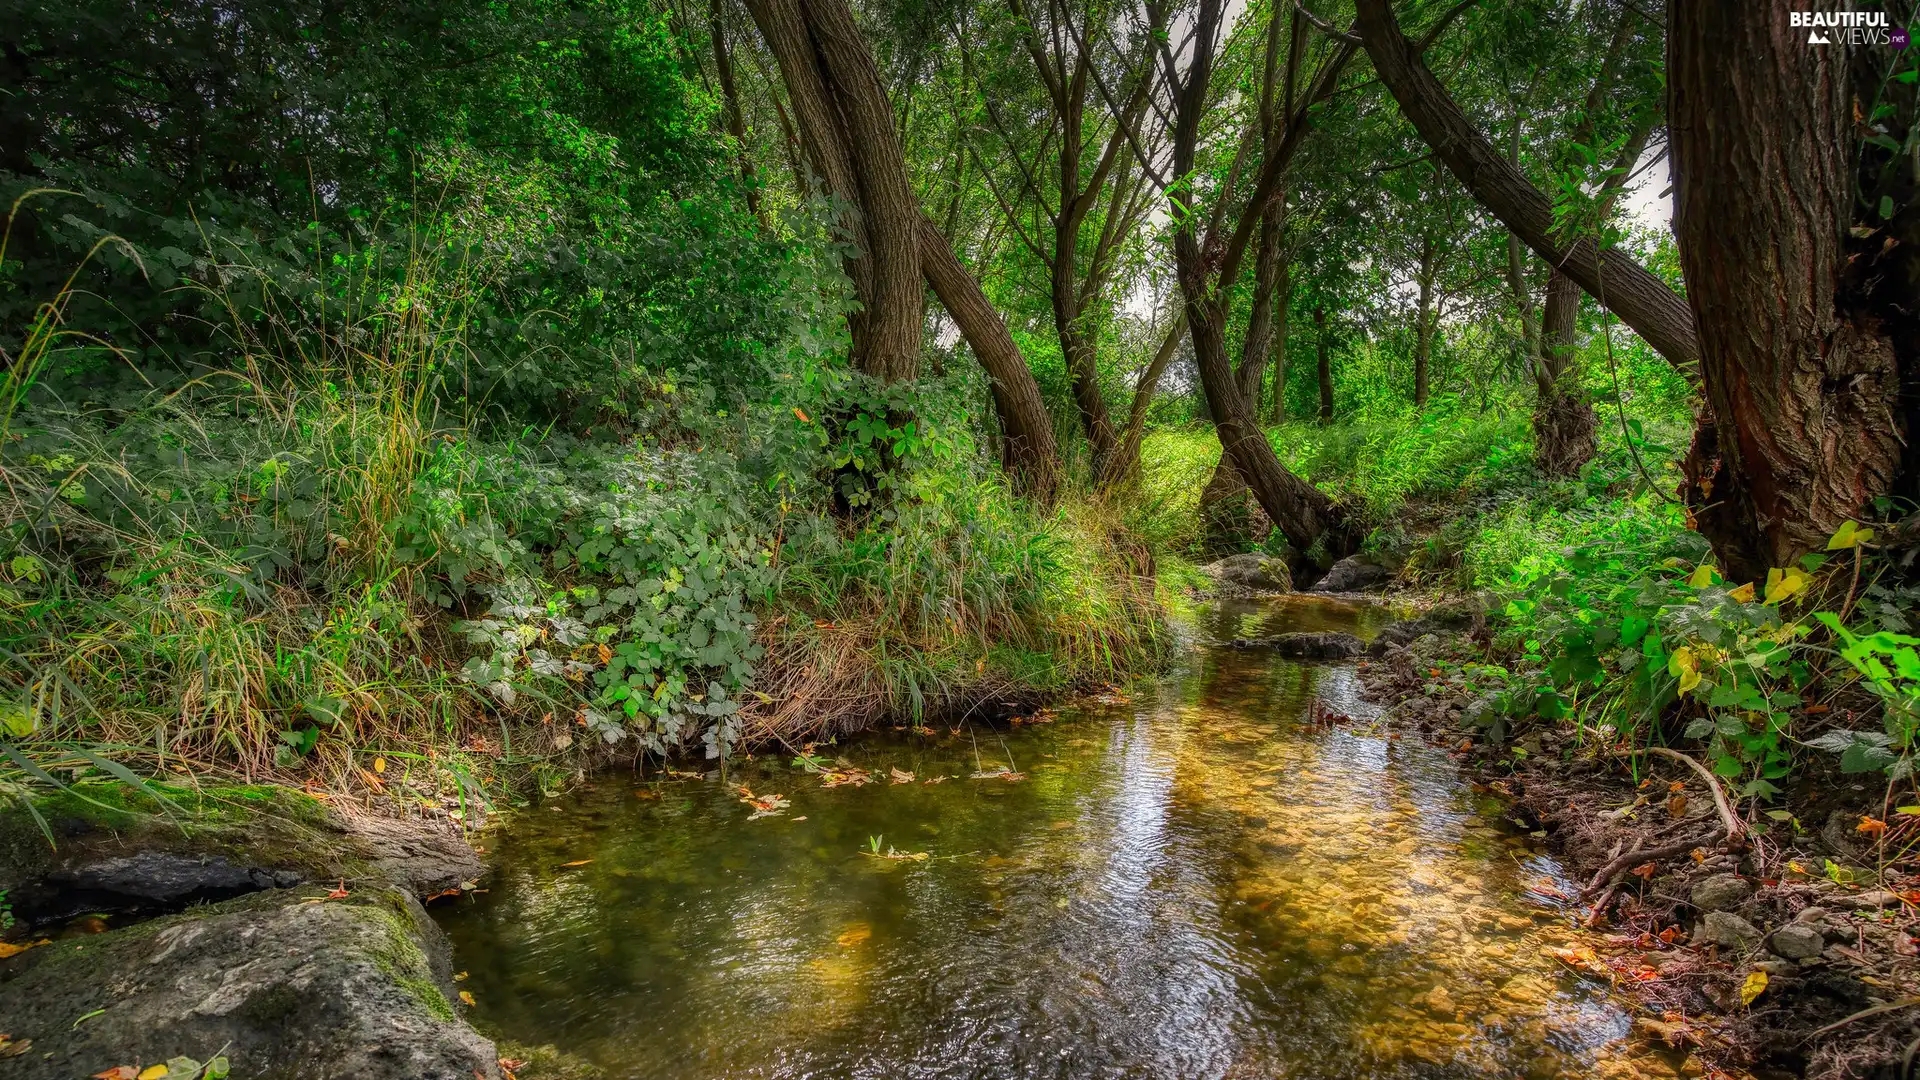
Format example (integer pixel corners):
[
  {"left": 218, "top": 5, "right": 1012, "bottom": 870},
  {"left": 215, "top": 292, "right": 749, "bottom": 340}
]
[{"left": 1358, "top": 606, "right": 1920, "bottom": 1080}]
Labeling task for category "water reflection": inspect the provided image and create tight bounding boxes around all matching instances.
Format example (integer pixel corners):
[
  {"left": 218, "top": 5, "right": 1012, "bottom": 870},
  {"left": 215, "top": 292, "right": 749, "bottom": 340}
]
[{"left": 439, "top": 596, "right": 1675, "bottom": 1079}]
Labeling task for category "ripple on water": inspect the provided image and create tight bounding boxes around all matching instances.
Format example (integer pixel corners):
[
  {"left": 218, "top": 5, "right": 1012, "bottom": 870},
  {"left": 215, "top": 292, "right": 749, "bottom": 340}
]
[{"left": 437, "top": 595, "right": 1680, "bottom": 1080}]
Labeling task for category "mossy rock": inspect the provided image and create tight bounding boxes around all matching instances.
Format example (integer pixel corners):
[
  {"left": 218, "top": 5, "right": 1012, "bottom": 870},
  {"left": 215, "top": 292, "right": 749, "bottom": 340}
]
[
  {"left": 1, "top": 781, "right": 481, "bottom": 925},
  {"left": 0, "top": 885, "right": 500, "bottom": 1080}
]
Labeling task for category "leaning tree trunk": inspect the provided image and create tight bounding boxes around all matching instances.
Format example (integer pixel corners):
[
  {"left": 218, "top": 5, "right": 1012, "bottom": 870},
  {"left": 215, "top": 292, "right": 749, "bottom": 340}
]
[
  {"left": 1099, "top": 313, "right": 1185, "bottom": 492},
  {"left": 918, "top": 217, "right": 1062, "bottom": 501},
  {"left": 1199, "top": 196, "right": 1288, "bottom": 551},
  {"left": 1169, "top": 0, "right": 1350, "bottom": 557},
  {"left": 1668, "top": 2, "right": 1911, "bottom": 583},
  {"left": 1354, "top": 0, "right": 1699, "bottom": 373}
]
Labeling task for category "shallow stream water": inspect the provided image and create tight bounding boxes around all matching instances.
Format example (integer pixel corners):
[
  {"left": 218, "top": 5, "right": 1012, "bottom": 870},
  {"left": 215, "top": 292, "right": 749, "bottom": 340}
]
[{"left": 439, "top": 596, "right": 1678, "bottom": 1079}]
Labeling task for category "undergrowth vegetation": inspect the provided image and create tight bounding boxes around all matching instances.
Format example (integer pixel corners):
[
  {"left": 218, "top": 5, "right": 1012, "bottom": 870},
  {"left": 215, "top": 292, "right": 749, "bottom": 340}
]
[{"left": 0, "top": 196, "right": 1162, "bottom": 797}]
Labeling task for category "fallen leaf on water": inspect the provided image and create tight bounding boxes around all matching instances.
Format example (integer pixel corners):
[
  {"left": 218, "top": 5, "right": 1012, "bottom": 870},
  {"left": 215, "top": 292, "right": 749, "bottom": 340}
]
[
  {"left": 454, "top": 970, "right": 469, "bottom": 981},
  {"left": 836, "top": 923, "right": 872, "bottom": 948},
  {"left": 890, "top": 768, "right": 915, "bottom": 784},
  {"left": 459, "top": 990, "right": 476, "bottom": 1006},
  {"left": 560, "top": 859, "right": 593, "bottom": 867},
  {"left": 0, "top": 938, "right": 49, "bottom": 959},
  {"left": 1740, "top": 969, "right": 1769, "bottom": 1006},
  {"left": 736, "top": 786, "right": 791, "bottom": 819},
  {"left": 138, "top": 1067, "right": 168, "bottom": 1080},
  {"left": 91, "top": 1068, "right": 137, "bottom": 1080},
  {"left": 820, "top": 767, "right": 872, "bottom": 788},
  {"left": 0, "top": 1037, "right": 33, "bottom": 1059}
]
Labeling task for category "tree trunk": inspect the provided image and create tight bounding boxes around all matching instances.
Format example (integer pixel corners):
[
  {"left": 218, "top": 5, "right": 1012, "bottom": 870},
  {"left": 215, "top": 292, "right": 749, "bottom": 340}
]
[
  {"left": 1315, "top": 306, "right": 1334, "bottom": 425},
  {"left": 1199, "top": 194, "right": 1289, "bottom": 548},
  {"left": 1354, "top": 0, "right": 1698, "bottom": 372},
  {"left": 1531, "top": 269, "right": 1597, "bottom": 476},
  {"left": 918, "top": 217, "right": 1062, "bottom": 502},
  {"left": 1268, "top": 259, "right": 1291, "bottom": 424},
  {"left": 743, "top": 0, "right": 921, "bottom": 381},
  {"left": 1098, "top": 313, "right": 1185, "bottom": 492},
  {"left": 1413, "top": 236, "right": 1435, "bottom": 407},
  {"left": 1668, "top": 3, "right": 1910, "bottom": 583},
  {"left": 708, "top": 0, "right": 764, "bottom": 224},
  {"left": 1170, "top": 0, "right": 1350, "bottom": 557}
]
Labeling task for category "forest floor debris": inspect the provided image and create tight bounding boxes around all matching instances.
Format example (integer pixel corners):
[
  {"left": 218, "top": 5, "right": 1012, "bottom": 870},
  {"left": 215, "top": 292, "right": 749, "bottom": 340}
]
[{"left": 1357, "top": 604, "right": 1920, "bottom": 1080}]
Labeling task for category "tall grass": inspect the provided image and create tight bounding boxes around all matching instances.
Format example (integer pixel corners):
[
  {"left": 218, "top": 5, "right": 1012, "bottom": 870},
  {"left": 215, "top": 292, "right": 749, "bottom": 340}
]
[{"left": 0, "top": 206, "right": 1166, "bottom": 795}]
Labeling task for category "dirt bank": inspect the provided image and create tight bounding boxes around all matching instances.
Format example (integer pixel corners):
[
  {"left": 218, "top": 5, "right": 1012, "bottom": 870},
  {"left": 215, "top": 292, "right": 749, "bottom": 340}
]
[{"left": 1357, "top": 607, "right": 1920, "bottom": 1080}]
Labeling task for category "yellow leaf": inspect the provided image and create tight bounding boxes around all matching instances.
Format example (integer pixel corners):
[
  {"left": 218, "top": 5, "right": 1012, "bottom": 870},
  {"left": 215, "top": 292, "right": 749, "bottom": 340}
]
[
  {"left": 1678, "top": 667, "right": 1702, "bottom": 694},
  {"left": 459, "top": 990, "right": 476, "bottom": 1006},
  {"left": 1740, "top": 969, "right": 1768, "bottom": 1006},
  {"left": 371, "top": 756, "right": 386, "bottom": 775},
  {"left": 138, "top": 1067, "right": 169, "bottom": 1080},
  {"left": 836, "top": 922, "right": 872, "bottom": 948},
  {"left": 1764, "top": 566, "right": 1809, "bottom": 605},
  {"left": 0, "top": 939, "right": 48, "bottom": 959},
  {"left": 1728, "top": 582, "right": 1755, "bottom": 604},
  {"left": 1827, "top": 521, "right": 1860, "bottom": 550},
  {"left": 560, "top": 859, "right": 593, "bottom": 867},
  {"left": 1688, "top": 564, "right": 1716, "bottom": 588}
]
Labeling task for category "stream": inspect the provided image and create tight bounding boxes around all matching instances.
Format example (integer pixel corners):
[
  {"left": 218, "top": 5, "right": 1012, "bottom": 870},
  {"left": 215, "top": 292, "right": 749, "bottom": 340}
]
[{"left": 438, "top": 596, "right": 1679, "bottom": 1079}]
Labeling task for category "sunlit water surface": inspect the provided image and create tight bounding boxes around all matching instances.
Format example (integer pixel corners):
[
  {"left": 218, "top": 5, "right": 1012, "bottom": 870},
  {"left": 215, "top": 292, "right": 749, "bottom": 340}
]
[{"left": 439, "top": 597, "right": 1677, "bottom": 1079}]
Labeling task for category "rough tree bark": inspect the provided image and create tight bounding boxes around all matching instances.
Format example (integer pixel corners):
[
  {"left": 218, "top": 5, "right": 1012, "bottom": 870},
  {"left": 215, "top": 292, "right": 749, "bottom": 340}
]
[
  {"left": 744, "top": 0, "right": 921, "bottom": 382},
  {"left": 1353, "top": 0, "right": 1699, "bottom": 372},
  {"left": 918, "top": 217, "right": 1062, "bottom": 501},
  {"left": 1667, "top": 2, "right": 1911, "bottom": 582},
  {"left": 748, "top": 0, "right": 1063, "bottom": 495},
  {"left": 1268, "top": 259, "right": 1291, "bottom": 424}
]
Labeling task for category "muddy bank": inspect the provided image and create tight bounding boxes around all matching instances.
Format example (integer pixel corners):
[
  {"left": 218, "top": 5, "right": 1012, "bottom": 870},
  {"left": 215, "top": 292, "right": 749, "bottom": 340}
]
[
  {"left": 0, "top": 785, "right": 507, "bottom": 1080},
  {"left": 1356, "top": 605, "right": 1920, "bottom": 1080}
]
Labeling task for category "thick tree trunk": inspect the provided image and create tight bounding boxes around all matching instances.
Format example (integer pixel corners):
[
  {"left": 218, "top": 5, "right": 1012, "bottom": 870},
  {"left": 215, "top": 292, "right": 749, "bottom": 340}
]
[
  {"left": 918, "top": 217, "right": 1062, "bottom": 502},
  {"left": 1354, "top": 0, "right": 1698, "bottom": 372},
  {"left": 1315, "top": 306, "right": 1334, "bottom": 425},
  {"left": 744, "top": 0, "right": 921, "bottom": 381},
  {"left": 1668, "top": 3, "right": 1909, "bottom": 583}
]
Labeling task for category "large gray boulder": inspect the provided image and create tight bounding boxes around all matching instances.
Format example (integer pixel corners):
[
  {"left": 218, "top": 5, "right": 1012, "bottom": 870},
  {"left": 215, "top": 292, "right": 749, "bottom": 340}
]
[
  {"left": 1308, "top": 554, "right": 1394, "bottom": 594},
  {"left": 1200, "top": 553, "right": 1293, "bottom": 595},
  {"left": 0, "top": 886, "right": 500, "bottom": 1080}
]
